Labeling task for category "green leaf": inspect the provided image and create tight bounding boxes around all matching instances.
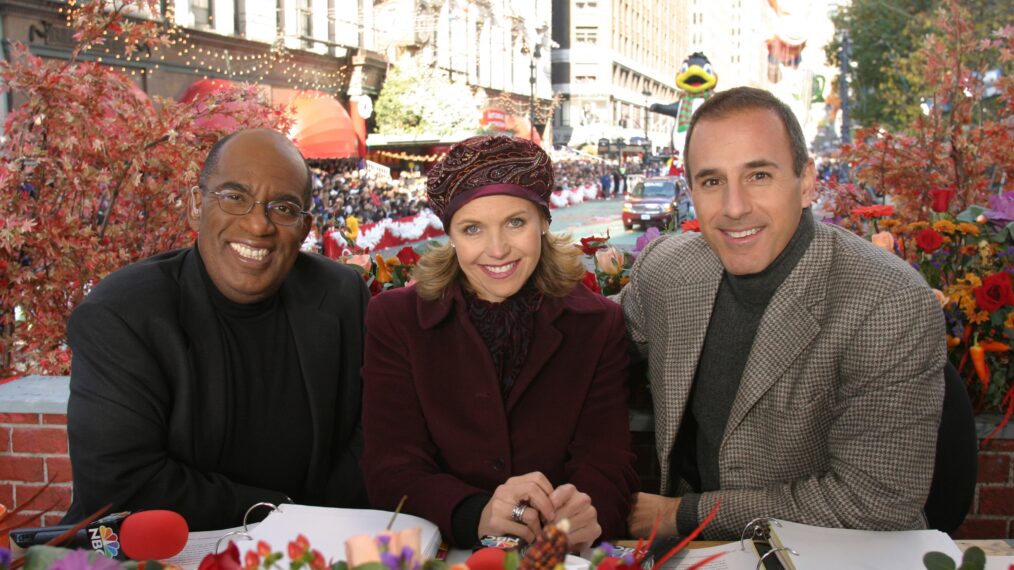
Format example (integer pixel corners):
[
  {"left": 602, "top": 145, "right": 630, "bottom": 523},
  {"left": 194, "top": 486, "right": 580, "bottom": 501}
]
[
  {"left": 922, "top": 551, "right": 957, "bottom": 570},
  {"left": 421, "top": 559, "right": 449, "bottom": 570},
  {"left": 504, "top": 550, "right": 520, "bottom": 570},
  {"left": 955, "top": 205, "right": 987, "bottom": 223},
  {"left": 352, "top": 562, "right": 388, "bottom": 570},
  {"left": 22, "top": 546, "right": 75, "bottom": 570},
  {"left": 332, "top": 562, "right": 350, "bottom": 570},
  {"left": 958, "top": 546, "right": 986, "bottom": 570}
]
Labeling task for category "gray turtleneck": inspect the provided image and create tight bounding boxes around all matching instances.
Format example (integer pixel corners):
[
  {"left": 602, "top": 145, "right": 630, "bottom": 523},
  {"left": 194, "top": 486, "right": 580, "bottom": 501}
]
[{"left": 673, "top": 210, "right": 815, "bottom": 535}]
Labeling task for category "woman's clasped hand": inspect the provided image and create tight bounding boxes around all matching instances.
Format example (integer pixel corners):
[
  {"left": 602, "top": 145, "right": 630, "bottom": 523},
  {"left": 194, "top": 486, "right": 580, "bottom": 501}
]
[{"left": 478, "top": 472, "right": 601, "bottom": 552}]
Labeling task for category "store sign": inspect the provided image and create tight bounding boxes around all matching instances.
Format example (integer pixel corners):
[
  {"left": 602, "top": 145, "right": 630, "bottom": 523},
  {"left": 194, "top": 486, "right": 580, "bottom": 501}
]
[{"left": 481, "top": 109, "right": 507, "bottom": 130}]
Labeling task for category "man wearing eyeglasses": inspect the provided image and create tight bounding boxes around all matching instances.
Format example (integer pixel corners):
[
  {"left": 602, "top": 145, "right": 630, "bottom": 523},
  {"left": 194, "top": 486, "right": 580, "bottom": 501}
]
[{"left": 64, "top": 129, "right": 370, "bottom": 530}]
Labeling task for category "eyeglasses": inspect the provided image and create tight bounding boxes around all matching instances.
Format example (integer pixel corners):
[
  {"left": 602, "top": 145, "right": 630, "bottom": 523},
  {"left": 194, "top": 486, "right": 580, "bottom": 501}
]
[{"left": 206, "top": 189, "right": 309, "bottom": 227}]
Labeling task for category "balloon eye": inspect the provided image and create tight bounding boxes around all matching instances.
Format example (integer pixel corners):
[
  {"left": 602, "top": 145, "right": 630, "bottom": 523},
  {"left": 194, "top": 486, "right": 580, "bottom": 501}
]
[
  {"left": 680, "top": 63, "right": 689, "bottom": 73},
  {"left": 704, "top": 64, "right": 714, "bottom": 75}
]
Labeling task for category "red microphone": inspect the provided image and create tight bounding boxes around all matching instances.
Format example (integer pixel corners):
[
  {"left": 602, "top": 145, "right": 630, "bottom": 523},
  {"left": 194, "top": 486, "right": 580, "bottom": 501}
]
[
  {"left": 120, "top": 510, "right": 189, "bottom": 560},
  {"left": 10, "top": 510, "right": 189, "bottom": 560}
]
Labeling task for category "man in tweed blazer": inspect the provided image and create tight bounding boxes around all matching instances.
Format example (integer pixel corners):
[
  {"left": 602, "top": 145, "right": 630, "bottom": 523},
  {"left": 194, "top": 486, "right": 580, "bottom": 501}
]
[{"left": 621, "top": 87, "right": 946, "bottom": 540}]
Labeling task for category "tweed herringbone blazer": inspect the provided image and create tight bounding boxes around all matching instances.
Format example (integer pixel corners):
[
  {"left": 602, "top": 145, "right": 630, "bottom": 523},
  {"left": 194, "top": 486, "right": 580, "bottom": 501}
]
[{"left": 619, "top": 220, "right": 946, "bottom": 539}]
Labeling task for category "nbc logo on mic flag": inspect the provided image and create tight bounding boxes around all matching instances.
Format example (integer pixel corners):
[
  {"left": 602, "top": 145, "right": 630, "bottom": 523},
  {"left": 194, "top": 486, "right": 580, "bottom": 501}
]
[{"left": 88, "top": 525, "right": 120, "bottom": 558}]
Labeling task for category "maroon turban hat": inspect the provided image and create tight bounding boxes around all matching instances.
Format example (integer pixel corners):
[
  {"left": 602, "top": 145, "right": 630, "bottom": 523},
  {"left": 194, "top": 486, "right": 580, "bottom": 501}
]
[{"left": 426, "top": 135, "right": 554, "bottom": 228}]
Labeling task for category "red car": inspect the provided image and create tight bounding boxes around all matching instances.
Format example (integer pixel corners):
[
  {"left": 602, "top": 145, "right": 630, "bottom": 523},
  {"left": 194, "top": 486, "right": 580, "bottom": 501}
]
[{"left": 622, "top": 176, "right": 693, "bottom": 230}]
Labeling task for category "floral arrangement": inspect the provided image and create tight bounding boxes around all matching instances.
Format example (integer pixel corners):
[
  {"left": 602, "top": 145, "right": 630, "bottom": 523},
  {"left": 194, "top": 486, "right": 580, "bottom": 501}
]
[
  {"left": 846, "top": 192, "right": 1014, "bottom": 436},
  {"left": 333, "top": 216, "right": 424, "bottom": 296}
]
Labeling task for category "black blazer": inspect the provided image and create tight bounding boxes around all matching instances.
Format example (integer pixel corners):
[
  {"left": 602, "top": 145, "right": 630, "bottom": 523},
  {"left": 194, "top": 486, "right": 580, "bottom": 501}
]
[{"left": 64, "top": 247, "right": 369, "bottom": 530}]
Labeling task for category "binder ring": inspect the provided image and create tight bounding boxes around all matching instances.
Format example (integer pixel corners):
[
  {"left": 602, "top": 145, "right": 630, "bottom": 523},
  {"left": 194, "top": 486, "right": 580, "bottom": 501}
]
[
  {"left": 755, "top": 546, "right": 799, "bottom": 570},
  {"left": 215, "top": 529, "right": 252, "bottom": 553},
  {"left": 739, "top": 517, "right": 781, "bottom": 550},
  {"left": 243, "top": 501, "right": 281, "bottom": 532}
]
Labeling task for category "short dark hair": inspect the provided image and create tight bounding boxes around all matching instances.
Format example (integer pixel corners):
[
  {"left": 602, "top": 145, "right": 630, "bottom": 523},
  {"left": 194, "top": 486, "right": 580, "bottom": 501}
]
[
  {"left": 683, "top": 87, "right": 809, "bottom": 187},
  {"left": 198, "top": 130, "right": 312, "bottom": 203}
]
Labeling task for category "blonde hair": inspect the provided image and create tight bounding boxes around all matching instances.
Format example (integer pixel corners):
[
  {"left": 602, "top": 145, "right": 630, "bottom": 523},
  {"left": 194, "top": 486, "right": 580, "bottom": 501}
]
[{"left": 412, "top": 230, "right": 586, "bottom": 301}]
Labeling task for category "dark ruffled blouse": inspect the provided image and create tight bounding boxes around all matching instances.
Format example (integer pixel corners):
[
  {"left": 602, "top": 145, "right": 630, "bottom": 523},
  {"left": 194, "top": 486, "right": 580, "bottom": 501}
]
[{"left": 461, "top": 280, "right": 543, "bottom": 400}]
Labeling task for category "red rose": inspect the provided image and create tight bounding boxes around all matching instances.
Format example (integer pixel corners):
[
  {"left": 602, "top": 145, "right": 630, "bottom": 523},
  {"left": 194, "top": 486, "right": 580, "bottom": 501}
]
[
  {"left": 396, "top": 246, "right": 420, "bottom": 265},
  {"left": 915, "top": 228, "right": 945, "bottom": 253},
  {"left": 974, "top": 272, "right": 1014, "bottom": 313},
  {"left": 198, "top": 542, "right": 242, "bottom": 570},
  {"left": 930, "top": 187, "right": 956, "bottom": 213},
  {"left": 579, "top": 236, "right": 608, "bottom": 255},
  {"left": 582, "top": 271, "right": 602, "bottom": 294},
  {"left": 681, "top": 219, "right": 700, "bottom": 232}
]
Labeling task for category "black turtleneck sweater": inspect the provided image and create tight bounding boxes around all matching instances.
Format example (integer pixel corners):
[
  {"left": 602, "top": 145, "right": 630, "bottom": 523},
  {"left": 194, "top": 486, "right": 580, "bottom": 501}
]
[
  {"left": 673, "top": 210, "right": 815, "bottom": 535},
  {"left": 196, "top": 250, "right": 313, "bottom": 504}
]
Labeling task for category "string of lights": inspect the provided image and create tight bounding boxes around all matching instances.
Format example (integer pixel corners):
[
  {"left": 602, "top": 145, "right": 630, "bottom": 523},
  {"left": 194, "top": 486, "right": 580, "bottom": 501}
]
[{"left": 56, "top": 2, "right": 349, "bottom": 91}]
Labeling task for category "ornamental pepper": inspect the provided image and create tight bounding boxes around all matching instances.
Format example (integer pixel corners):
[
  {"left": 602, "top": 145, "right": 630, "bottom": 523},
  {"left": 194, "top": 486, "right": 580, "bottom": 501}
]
[
  {"left": 947, "top": 336, "right": 962, "bottom": 348},
  {"left": 978, "top": 339, "right": 1010, "bottom": 352},
  {"left": 958, "top": 325, "right": 973, "bottom": 372},
  {"left": 970, "top": 339, "right": 990, "bottom": 393}
]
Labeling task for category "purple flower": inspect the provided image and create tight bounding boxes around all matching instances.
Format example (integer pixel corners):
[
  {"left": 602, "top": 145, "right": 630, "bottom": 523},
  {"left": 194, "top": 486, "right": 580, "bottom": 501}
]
[
  {"left": 381, "top": 552, "right": 402, "bottom": 570},
  {"left": 377, "top": 534, "right": 392, "bottom": 548},
  {"left": 632, "top": 227, "right": 661, "bottom": 256},
  {"left": 983, "top": 191, "right": 1014, "bottom": 227},
  {"left": 599, "top": 542, "right": 616, "bottom": 556},
  {"left": 400, "top": 546, "right": 415, "bottom": 562},
  {"left": 49, "top": 550, "right": 122, "bottom": 570},
  {"left": 0, "top": 548, "right": 10, "bottom": 569}
]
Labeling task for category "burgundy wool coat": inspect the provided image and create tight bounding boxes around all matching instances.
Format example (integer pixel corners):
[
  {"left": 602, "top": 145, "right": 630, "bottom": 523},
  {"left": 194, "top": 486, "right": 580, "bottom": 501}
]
[{"left": 361, "top": 281, "right": 639, "bottom": 544}]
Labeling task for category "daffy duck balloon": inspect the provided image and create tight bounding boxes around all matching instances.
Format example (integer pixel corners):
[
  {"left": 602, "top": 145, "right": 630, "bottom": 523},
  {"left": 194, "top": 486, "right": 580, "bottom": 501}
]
[{"left": 649, "top": 52, "right": 718, "bottom": 153}]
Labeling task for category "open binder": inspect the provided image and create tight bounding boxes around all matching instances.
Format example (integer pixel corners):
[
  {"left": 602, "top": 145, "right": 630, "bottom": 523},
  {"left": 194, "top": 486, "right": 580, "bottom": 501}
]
[
  {"left": 661, "top": 518, "right": 965, "bottom": 570},
  {"left": 167, "top": 503, "right": 442, "bottom": 568}
]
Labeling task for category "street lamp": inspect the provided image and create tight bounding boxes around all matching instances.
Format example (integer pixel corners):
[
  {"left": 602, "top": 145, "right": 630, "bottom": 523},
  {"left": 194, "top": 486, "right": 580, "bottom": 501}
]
[
  {"left": 641, "top": 88, "right": 651, "bottom": 152},
  {"left": 529, "top": 44, "right": 542, "bottom": 142}
]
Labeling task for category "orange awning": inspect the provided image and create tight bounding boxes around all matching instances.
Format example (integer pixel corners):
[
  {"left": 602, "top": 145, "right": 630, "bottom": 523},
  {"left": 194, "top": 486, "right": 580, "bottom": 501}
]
[
  {"left": 285, "top": 91, "right": 362, "bottom": 159},
  {"left": 178, "top": 79, "right": 241, "bottom": 132}
]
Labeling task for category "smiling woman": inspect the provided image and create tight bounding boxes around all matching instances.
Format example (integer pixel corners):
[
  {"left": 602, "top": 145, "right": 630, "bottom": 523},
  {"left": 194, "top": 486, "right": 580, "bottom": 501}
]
[{"left": 360, "top": 135, "right": 639, "bottom": 552}]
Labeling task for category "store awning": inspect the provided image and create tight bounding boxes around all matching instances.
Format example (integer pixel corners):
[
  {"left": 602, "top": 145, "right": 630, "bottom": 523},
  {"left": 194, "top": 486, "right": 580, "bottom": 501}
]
[
  {"left": 178, "top": 79, "right": 241, "bottom": 132},
  {"left": 286, "top": 91, "right": 362, "bottom": 159}
]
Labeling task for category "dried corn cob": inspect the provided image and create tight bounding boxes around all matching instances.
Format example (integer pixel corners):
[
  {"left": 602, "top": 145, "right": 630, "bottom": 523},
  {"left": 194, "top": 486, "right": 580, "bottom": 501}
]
[{"left": 520, "top": 519, "right": 571, "bottom": 570}]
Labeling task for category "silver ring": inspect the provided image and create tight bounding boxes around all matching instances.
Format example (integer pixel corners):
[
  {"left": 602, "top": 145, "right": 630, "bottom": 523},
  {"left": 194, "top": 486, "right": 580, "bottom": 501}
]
[{"left": 511, "top": 502, "right": 528, "bottom": 523}]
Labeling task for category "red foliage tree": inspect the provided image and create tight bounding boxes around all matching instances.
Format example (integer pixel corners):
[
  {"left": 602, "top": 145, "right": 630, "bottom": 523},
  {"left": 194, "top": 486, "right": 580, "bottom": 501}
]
[
  {"left": 824, "top": 0, "right": 1013, "bottom": 224},
  {"left": 0, "top": 0, "right": 293, "bottom": 375}
]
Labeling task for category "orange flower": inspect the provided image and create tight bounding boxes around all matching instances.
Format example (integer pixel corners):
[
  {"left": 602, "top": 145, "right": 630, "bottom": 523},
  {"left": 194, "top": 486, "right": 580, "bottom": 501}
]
[
  {"left": 931, "top": 288, "right": 949, "bottom": 307},
  {"left": 870, "top": 231, "right": 895, "bottom": 251},
  {"left": 957, "top": 223, "right": 980, "bottom": 236},
  {"left": 375, "top": 254, "right": 392, "bottom": 284},
  {"left": 880, "top": 218, "right": 901, "bottom": 229},
  {"left": 344, "top": 254, "right": 372, "bottom": 274},
  {"left": 1005, "top": 311, "right": 1014, "bottom": 332},
  {"left": 932, "top": 219, "right": 957, "bottom": 234},
  {"left": 595, "top": 246, "right": 624, "bottom": 275}
]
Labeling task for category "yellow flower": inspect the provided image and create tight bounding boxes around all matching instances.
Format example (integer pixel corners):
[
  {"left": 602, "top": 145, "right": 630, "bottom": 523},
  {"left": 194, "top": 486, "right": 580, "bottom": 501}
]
[
  {"left": 1005, "top": 311, "right": 1014, "bottom": 331},
  {"left": 957, "top": 223, "right": 980, "bottom": 236},
  {"left": 960, "top": 273, "right": 983, "bottom": 288},
  {"left": 906, "top": 221, "right": 929, "bottom": 232},
  {"left": 880, "top": 218, "right": 901, "bottom": 229},
  {"left": 345, "top": 216, "right": 360, "bottom": 240},
  {"left": 932, "top": 220, "right": 957, "bottom": 234},
  {"left": 968, "top": 310, "right": 991, "bottom": 325}
]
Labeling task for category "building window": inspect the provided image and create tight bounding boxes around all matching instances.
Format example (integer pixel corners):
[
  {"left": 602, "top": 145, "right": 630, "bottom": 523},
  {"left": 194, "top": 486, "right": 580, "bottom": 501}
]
[
  {"left": 298, "top": 0, "right": 313, "bottom": 49},
  {"left": 575, "top": 26, "right": 598, "bottom": 44},
  {"left": 190, "top": 0, "right": 211, "bottom": 29}
]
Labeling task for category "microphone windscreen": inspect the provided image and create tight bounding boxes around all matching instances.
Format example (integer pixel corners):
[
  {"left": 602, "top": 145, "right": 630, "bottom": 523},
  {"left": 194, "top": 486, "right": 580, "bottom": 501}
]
[{"left": 120, "top": 510, "right": 189, "bottom": 560}]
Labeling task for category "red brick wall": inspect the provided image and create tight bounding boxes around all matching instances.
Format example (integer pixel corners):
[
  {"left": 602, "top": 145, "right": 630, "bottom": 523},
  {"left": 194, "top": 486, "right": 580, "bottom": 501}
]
[
  {"left": 953, "top": 439, "right": 1014, "bottom": 539},
  {"left": 0, "top": 412, "right": 72, "bottom": 545}
]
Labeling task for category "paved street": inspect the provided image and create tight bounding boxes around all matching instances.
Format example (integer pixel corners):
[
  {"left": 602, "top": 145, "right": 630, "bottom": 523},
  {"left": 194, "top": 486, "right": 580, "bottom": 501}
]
[{"left": 381, "top": 195, "right": 650, "bottom": 256}]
